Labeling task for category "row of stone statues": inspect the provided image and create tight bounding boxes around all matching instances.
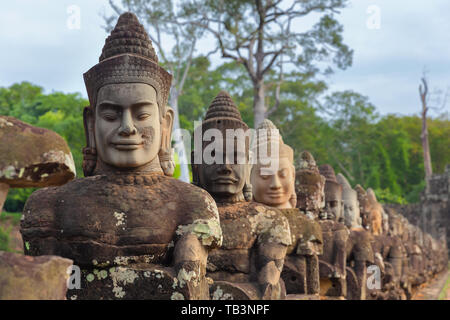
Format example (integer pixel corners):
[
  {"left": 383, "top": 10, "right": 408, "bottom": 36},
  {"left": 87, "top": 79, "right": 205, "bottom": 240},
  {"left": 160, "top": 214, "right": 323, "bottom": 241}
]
[{"left": 19, "top": 12, "right": 447, "bottom": 300}]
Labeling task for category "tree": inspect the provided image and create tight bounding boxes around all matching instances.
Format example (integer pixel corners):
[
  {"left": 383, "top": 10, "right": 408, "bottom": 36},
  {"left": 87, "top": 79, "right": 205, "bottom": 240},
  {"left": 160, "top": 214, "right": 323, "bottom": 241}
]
[
  {"left": 181, "top": 0, "right": 353, "bottom": 127},
  {"left": 105, "top": 0, "right": 207, "bottom": 182},
  {"left": 419, "top": 75, "right": 433, "bottom": 184},
  {"left": 418, "top": 72, "right": 449, "bottom": 190}
]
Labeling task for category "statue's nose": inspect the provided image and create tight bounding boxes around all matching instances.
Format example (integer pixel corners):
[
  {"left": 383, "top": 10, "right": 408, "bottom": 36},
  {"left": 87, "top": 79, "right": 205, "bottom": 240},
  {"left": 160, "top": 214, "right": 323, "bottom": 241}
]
[
  {"left": 269, "top": 175, "right": 282, "bottom": 189},
  {"left": 118, "top": 110, "right": 137, "bottom": 136},
  {"left": 217, "top": 163, "right": 232, "bottom": 175}
]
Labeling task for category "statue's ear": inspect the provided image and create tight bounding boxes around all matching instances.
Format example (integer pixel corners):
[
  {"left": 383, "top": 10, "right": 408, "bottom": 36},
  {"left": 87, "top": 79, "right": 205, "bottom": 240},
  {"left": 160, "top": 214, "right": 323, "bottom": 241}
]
[
  {"left": 191, "top": 150, "right": 200, "bottom": 186},
  {"left": 159, "top": 106, "right": 175, "bottom": 176},
  {"left": 83, "top": 106, "right": 96, "bottom": 149},
  {"left": 82, "top": 106, "right": 97, "bottom": 176}
]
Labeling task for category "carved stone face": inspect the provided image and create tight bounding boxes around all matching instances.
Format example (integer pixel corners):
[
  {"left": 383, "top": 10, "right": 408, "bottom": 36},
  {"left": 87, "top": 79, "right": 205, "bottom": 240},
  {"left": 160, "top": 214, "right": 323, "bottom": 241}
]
[
  {"left": 197, "top": 147, "right": 249, "bottom": 198},
  {"left": 251, "top": 157, "right": 295, "bottom": 209},
  {"left": 343, "top": 196, "right": 361, "bottom": 229},
  {"left": 323, "top": 184, "right": 343, "bottom": 221},
  {"left": 370, "top": 205, "right": 383, "bottom": 236},
  {"left": 388, "top": 216, "right": 403, "bottom": 237},
  {"left": 94, "top": 83, "right": 162, "bottom": 168}
]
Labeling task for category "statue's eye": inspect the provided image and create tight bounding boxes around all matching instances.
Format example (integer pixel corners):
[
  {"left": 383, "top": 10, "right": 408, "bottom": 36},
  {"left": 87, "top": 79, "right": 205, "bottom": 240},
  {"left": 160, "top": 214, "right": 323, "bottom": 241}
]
[
  {"left": 279, "top": 169, "right": 287, "bottom": 178},
  {"left": 260, "top": 174, "right": 270, "bottom": 180},
  {"left": 137, "top": 113, "right": 150, "bottom": 120},
  {"left": 102, "top": 113, "right": 118, "bottom": 121}
]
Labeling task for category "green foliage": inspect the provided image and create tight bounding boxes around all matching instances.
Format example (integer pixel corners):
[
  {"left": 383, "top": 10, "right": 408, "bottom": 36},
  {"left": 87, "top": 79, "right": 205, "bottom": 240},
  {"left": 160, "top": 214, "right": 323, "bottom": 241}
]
[
  {"left": 0, "top": 211, "right": 22, "bottom": 225},
  {"left": 0, "top": 225, "right": 11, "bottom": 252},
  {"left": 373, "top": 188, "right": 407, "bottom": 205}
]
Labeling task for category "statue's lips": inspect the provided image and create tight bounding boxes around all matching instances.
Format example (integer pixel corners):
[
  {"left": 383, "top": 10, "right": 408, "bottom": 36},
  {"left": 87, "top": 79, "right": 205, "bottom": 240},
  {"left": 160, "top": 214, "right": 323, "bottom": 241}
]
[
  {"left": 213, "top": 177, "right": 238, "bottom": 184},
  {"left": 112, "top": 141, "right": 143, "bottom": 150},
  {"left": 266, "top": 192, "right": 285, "bottom": 198}
]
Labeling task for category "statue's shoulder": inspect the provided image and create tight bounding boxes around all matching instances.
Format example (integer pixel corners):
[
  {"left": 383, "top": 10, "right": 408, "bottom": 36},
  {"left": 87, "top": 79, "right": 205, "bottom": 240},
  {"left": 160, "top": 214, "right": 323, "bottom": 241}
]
[
  {"left": 163, "top": 176, "right": 213, "bottom": 199},
  {"left": 161, "top": 177, "right": 218, "bottom": 218},
  {"left": 350, "top": 227, "right": 373, "bottom": 243},
  {"left": 161, "top": 177, "right": 222, "bottom": 249},
  {"left": 22, "top": 177, "right": 97, "bottom": 224},
  {"left": 245, "top": 202, "right": 292, "bottom": 247}
]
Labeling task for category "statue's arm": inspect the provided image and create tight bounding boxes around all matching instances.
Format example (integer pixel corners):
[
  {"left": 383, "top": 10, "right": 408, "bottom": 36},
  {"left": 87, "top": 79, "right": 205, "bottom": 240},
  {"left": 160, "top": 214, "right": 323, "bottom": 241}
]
[
  {"left": 21, "top": 188, "right": 58, "bottom": 256},
  {"left": 256, "top": 212, "right": 291, "bottom": 298},
  {"left": 172, "top": 188, "right": 223, "bottom": 289}
]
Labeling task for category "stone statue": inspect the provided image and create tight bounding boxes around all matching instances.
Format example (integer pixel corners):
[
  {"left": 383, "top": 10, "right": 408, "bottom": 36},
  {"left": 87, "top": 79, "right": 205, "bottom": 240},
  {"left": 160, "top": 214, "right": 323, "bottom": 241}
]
[
  {"left": 407, "top": 225, "right": 426, "bottom": 287},
  {"left": 367, "top": 188, "right": 383, "bottom": 236},
  {"left": 336, "top": 174, "right": 374, "bottom": 300},
  {"left": 355, "top": 185, "right": 371, "bottom": 232},
  {"left": 295, "top": 151, "right": 326, "bottom": 220},
  {"left": 374, "top": 207, "right": 408, "bottom": 300},
  {"left": 317, "top": 164, "right": 349, "bottom": 298},
  {"left": 192, "top": 92, "right": 291, "bottom": 300},
  {"left": 355, "top": 185, "right": 387, "bottom": 299},
  {"left": 250, "top": 123, "right": 323, "bottom": 298},
  {"left": 21, "top": 12, "right": 222, "bottom": 300}
]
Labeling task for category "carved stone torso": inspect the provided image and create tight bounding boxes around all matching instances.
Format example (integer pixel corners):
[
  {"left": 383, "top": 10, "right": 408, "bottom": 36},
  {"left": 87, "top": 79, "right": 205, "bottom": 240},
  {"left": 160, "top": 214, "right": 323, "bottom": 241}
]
[
  {"left": 319, "top": 220, "right": 349, "bottom": 265},
  {"left": 280, "top": 208, "right": 323, "bottom": 256},
  {"left": 21, "top": 173, "right": 221, "bottom": 268},
  {"left": 346, "top": 228, "right": 375, "bottom": 263},
  {"left": 207, "top": 202, "right": 291, "bottom": 282}
]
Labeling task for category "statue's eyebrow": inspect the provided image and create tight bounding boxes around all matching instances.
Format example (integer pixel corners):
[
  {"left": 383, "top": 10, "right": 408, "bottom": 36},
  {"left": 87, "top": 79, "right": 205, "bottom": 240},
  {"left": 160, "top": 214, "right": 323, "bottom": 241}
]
[
  {"left": 131, "top": 100, "right": 154, "bottom": 108},
  {"left": 97, "top": 101, "right": 121, "bottom": 111}
]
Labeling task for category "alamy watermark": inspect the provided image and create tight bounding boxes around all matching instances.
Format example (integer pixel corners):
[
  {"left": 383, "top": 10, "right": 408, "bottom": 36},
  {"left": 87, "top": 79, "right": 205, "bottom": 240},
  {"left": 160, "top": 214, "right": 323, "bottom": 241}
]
[
  {"left": 67, "top": 265, "right": 81, "bottom": 290},
  {"left": 173, "top": 124, "right": 281, "bottom": 174},
  {"left": 67, "top": 5, "right": 81, "bottom": 30},
  {"left": 366, "top": 264, "right": 381, "bottom": 290},
  {"left": 366, "top": 5, "right": 381, "bottom": 30}
]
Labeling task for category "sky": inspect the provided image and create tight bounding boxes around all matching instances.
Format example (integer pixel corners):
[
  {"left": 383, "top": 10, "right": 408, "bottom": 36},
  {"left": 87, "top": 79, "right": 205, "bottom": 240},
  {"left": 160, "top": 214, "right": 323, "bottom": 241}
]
[{"left": 1, "top": 0, "right": 450, "bottom": 117}]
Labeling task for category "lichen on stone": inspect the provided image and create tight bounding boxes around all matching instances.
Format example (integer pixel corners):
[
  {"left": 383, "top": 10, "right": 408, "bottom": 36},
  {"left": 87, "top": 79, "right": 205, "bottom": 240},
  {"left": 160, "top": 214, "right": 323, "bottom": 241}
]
[
  {"left": 170, "top": 292, "right": 184, "bottom": 300},
  {"left": 109, "top": 266, "right": 139, "bottom": 299},
  {"left": 113, "top": 211, "right": 126, "bottom": 227},
  {"left": 212, "top": 286, "right": 234, "bottom": 300},
  {"left": 176, "top": 218, "right": 223, "bottom": 247},
  {"left": 249, "top": 208, "right": 292, "bottom": 246},
  {"left": 177, "top": 266, "right": 200, "bottom": 288}
]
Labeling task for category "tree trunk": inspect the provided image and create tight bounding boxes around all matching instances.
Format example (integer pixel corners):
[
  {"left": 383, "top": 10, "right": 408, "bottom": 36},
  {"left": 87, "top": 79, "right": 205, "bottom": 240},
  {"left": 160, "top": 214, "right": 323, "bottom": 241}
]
[
  {"left": 253, "top": 80, "right": 266, "bottom": 128},
  {"left": 419, "top": 78, "right": 433, "bottom": 189},
  {"left": 421, "top": 115, "right": 433, "bottom": 181},
  {"left": 169, "top": 90, "right": 190, "bottom": 183},
  {"left": 0, "top": 183, "right": 9, "bottom": 213}
]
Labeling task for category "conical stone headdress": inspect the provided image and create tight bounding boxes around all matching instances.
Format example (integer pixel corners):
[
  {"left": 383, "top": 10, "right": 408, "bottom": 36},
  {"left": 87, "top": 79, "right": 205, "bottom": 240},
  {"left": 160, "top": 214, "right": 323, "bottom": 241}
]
[
  {"left": 336, "top": 173, "right": 357, "bottom": 204},
  {"left": 295, "top": 151, "right": 325, "bottom": 212},
  {"left": 319, "top": 164, "right": 342, "bottom": 202},
  {"left": 355, "top": 184, "right": 370, "bottom": 212},
  {"left": 200, "top": 91, "right": 248, "bottom": 134},
  {"left": 83, "top": 12, "right": 172, "bottom": 114},
  {"left": 252, "top": 119, "right": 293, "bottom": 163}
]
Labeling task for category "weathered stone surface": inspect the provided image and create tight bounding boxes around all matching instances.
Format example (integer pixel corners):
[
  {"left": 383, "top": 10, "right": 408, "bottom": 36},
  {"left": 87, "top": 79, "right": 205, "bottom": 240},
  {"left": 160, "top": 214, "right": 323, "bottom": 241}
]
[
  {"left": 319, "top": 220, "right": 349, "bottom": 297},
  {"left": 0, "top": 116, "right": 76, "bottom": 188},
  {"left": 0, "top": 251, "right": 72, "bottom": 300},
  {"left": 279, "top": 208, "right": 323, "bottom": 295},
  {"left": 69, "top": 264, "right": 208, "bottom": 300},
  {"left": 295, "top": 151, "right": 325, "bottom": 219},
  {"left": 194, "top": 92, "right": 290, "bottom": 300},
  {"left": 207, "top": 202, "right": 290, "bottom": 299},
  {"left": 250, "top": 126, "right": 323, "bottom": 297},
  {"left": 21, "top": 173, "right": 221, "bottom": 274}
]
